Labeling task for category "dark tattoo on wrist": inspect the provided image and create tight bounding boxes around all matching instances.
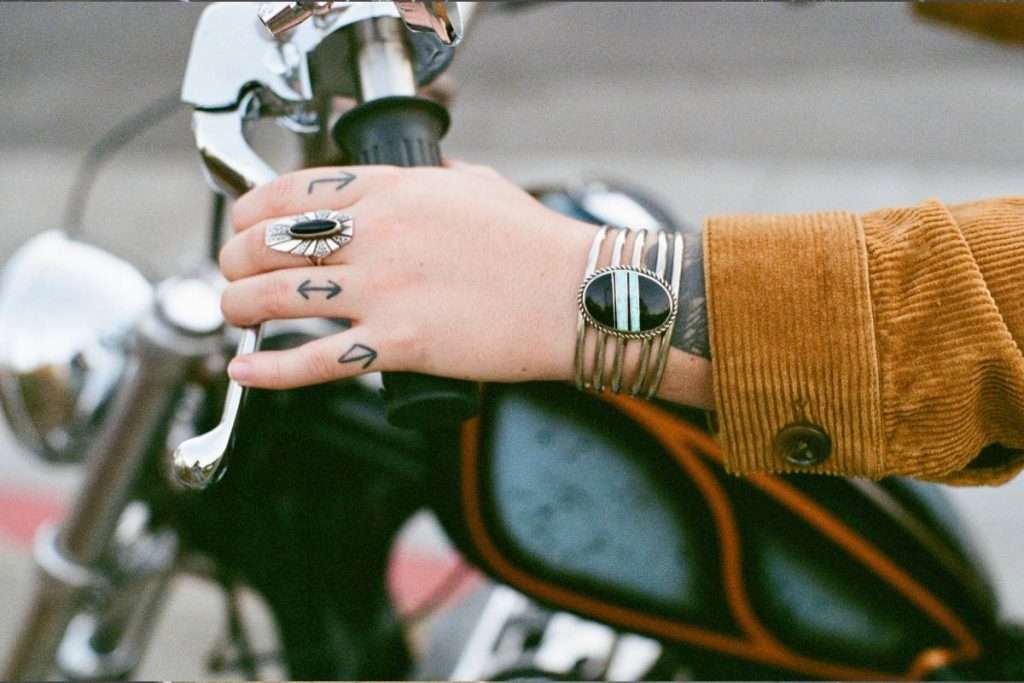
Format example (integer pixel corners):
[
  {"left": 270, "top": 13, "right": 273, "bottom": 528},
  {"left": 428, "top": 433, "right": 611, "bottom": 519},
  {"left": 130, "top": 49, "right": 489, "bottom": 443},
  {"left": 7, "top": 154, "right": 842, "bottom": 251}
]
[
  {"left": 307, "top": 172, "right": 356, "bottom": 194},
  {"left": 645, "top": 228, "right": 710, "bottom": 359},
  {"left": 338, "top": 343, "right": 378, "bottom": 369},
  {"left": 297, "top": 279, "right": 342, "bottom": 300}
]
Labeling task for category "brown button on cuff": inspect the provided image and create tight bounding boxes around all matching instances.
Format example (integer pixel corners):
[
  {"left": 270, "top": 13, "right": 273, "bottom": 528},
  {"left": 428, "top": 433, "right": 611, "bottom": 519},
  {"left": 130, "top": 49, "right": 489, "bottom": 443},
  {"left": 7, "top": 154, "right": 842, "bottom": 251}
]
[{"left": 775, "top": 422, "right": 832, "bottom": 467}]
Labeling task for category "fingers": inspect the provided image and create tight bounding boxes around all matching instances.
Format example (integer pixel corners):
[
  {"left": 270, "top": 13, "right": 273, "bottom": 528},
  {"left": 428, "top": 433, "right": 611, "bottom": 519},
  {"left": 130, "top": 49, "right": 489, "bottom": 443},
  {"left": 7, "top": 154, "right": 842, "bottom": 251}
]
[
  {"left": 231, "top": 165, "right": 397, "bottom": 232},
  {"left": 228, "top": 331, "right": 383, "bottom": 389},
  {"left": 219, "top": 210, "right": 366, "bottom": 281},
  {"left": 221, "top": 266, "right": 364, "bottom": 327}
]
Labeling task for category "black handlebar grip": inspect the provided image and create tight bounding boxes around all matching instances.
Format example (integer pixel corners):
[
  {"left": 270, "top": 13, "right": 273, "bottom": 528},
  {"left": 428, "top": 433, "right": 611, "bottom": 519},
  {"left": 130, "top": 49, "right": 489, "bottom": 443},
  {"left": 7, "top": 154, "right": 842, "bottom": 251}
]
[{"left": 332, "top": 96, "right": 479, "bottom": 429}]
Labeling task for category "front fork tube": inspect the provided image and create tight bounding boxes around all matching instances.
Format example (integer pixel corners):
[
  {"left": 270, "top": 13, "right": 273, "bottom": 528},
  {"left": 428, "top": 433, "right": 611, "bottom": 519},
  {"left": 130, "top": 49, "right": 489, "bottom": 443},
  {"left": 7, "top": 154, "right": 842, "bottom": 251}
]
[
  {"left": 54, "top": 507, "right": 179, "bottom": 680},
  {"left": 4, "top": 309, "right": 220, "bottom": 681}
]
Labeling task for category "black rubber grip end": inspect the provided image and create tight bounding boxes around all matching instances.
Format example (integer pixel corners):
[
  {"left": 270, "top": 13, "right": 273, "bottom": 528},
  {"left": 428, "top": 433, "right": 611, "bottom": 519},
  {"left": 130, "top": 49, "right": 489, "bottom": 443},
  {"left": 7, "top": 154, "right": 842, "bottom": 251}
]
[
  {"left": 333, "top": 96, "right": 450, "bottom": 166},
  {"left": 381, "top": 372, "right": 479, "bottom": 431}
]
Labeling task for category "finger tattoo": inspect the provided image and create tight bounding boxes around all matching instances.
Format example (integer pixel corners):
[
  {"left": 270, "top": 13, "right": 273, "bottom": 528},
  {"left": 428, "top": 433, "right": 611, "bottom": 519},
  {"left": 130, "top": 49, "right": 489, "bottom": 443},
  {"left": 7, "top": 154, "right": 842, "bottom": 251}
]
[
  {"left": 338, "top": 343, "right": 378, "bottom": 369},
  {"left": 307, "top": 172, "right": 356, "bottom": 194},
  {"left": 297, "top": 279, "right": 342, "bottom": 300}
]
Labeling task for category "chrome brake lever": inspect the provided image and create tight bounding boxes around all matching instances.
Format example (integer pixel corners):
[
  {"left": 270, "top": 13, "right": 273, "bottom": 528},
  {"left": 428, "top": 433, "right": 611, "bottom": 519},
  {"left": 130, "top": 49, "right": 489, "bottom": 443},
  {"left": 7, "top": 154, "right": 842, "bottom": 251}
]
[
  {"left": 173, "top": 2, "right": 390, "bottom": 489},
  {"left": 172, "top": 326, "right": 262, "bottom": 489}
]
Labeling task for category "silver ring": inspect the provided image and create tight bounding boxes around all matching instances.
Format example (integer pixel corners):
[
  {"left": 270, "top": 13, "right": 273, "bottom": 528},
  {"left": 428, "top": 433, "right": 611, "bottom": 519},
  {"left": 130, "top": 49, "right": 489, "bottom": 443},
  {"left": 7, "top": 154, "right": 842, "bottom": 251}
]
[{"left": 265, "top": 210, "right": 354, "bottom": 266}]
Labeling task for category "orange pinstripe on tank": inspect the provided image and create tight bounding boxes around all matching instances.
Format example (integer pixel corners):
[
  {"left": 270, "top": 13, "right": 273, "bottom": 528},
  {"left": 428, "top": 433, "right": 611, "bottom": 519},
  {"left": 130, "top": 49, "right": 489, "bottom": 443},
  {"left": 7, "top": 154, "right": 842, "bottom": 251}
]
[{"left": 459, "top": 393, "right": 981, "bottom": 680}]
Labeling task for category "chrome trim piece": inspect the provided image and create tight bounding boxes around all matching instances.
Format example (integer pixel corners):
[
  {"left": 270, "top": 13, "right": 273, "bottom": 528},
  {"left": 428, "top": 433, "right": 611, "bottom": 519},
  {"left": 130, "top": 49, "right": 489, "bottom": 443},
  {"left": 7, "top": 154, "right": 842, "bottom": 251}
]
[
  {"left": 258, "top": 1, "right": 339, "bottom": 37},
  {"left": 33, "top": 525, "right": 102, "bottom": 592},
  {"left": 395, "top": 0, "right": 464, "bottom": 45},
  {"left": 355, "top": 18, "right": 419, "bottom": 101},
  {"left": 847, "top": 479, "right": 987, "bottom": 602},
  {"left": 156, "top": 276, "right": 225, "bottom": 337}
]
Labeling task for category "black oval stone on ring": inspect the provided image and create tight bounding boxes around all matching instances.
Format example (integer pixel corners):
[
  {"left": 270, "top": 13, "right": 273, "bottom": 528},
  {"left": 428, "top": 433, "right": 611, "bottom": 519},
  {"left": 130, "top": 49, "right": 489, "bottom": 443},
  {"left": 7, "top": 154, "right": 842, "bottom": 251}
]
[
  {"left": 266, "top": 210, "right": 353, "bottom": 264},
  {"left": 289, "top": 218, "right": 341, "bottom": 239},
  {"left": 581, "top": 267, "right": 674, "bottom": 337}
]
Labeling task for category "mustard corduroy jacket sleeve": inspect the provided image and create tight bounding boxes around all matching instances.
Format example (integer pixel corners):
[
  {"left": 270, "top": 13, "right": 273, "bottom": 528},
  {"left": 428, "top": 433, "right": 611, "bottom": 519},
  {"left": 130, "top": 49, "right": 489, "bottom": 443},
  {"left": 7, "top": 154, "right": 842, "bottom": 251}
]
[{"left": 705, "top": 197, "right": 1024, "bottom": 485}]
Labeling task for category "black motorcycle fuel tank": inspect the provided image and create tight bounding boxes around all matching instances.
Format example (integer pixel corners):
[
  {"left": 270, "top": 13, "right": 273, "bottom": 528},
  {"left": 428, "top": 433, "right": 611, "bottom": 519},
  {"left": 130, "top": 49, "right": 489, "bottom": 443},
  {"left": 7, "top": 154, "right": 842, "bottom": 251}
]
[{"left": 433, "top": 382, "right": 1003, "bottom": 680}]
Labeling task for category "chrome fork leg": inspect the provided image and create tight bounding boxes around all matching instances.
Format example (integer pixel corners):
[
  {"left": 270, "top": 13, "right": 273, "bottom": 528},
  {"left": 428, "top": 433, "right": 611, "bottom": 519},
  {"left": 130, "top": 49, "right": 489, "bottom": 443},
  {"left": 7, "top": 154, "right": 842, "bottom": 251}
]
[
  {"left": 3, "top": 308, "right": 219, "bottom": 681},
  {"left": 56, "top": 505, "right": 179, "bottom": 680}
]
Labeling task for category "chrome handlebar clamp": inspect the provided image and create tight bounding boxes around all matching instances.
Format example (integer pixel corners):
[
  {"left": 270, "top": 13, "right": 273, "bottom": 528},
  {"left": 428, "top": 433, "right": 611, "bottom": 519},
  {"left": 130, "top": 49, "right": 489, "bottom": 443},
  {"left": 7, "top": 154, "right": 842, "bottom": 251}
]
[
  {"left": 394, "top": 1, "right": 464, "bottom": 45},
  {"left": 258, "top": 1, "right": 339, "bottom": 37},
  {"left": 173, "top": 1, "right": 468, "bottom": 489}
]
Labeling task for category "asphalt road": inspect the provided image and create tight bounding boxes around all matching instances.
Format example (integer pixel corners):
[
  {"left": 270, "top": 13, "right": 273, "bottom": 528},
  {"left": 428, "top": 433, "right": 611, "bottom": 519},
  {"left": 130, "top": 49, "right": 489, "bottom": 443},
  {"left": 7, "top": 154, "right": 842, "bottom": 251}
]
[{"left": 2, "top": 2, "right": 1024, "bottom": 678}]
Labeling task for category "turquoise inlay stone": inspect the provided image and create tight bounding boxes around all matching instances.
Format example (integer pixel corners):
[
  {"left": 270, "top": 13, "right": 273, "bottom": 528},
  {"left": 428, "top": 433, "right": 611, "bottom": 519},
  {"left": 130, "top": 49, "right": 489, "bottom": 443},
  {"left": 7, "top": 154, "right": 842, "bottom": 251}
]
[
  {"left": 628, "top": 271, "right": 641, "bottom": 332},
  {"left": 614, "top": 270, "right": 630, "bottom": 331},
  {"left": 583, "top": 269, "right": 673, "bottom": 334}
]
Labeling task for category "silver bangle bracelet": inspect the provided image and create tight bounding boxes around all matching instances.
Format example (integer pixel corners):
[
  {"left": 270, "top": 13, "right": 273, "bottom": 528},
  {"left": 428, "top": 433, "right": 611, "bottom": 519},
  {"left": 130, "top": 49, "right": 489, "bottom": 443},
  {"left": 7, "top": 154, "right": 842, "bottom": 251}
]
[
  {"left": 575, "top": 225, "right": 610, "bottom": 391},
  {"left": 575, "top": 226, "right": 679, "bottom": 397},
  {"left": 592, "top": 227, "right": 627, "bottom": 393},
  {"left": 610, "top": 229, "right": 647, "bottom": 393},
  {"left": 643, "top": 231, "right": 685, "bottom": 398},
  {"left": 630, "top": 230, "right": 667, "bottom": 395}
]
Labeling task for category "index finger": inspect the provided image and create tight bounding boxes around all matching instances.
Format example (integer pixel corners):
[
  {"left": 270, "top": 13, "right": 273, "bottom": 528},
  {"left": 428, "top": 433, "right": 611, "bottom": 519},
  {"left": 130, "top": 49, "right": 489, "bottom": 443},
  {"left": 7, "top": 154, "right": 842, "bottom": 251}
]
[{"left": 231, "top": 165, "right": 398, "bottom": 232}]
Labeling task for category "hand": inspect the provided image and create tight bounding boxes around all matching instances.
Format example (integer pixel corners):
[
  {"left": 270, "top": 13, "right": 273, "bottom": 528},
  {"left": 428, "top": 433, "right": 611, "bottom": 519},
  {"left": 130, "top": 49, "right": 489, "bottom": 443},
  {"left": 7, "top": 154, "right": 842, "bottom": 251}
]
[{"left": 219, "top": 162, "right": 596, "bottom": 389}]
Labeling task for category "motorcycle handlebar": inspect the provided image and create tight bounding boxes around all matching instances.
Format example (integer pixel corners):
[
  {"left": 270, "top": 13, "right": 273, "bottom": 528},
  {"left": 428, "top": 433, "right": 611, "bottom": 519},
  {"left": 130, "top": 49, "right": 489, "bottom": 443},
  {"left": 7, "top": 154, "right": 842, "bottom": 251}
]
[{"left": 331, "top": 96, "right": 480, "bottom": 429}]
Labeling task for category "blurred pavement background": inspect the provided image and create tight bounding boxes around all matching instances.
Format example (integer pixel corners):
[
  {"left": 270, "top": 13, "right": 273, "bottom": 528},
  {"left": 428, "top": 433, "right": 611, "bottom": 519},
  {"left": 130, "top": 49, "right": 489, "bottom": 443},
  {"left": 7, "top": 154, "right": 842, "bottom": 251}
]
[{"left": 2, "top": 2, "right": 1024, "bottom": 678}]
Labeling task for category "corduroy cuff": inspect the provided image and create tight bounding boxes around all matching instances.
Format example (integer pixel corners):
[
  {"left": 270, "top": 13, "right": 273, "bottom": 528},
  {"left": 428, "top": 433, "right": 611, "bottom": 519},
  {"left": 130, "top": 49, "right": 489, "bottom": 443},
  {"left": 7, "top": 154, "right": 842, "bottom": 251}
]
[{"left": 704, "top": 210, "right": 884, "bottom": 477}]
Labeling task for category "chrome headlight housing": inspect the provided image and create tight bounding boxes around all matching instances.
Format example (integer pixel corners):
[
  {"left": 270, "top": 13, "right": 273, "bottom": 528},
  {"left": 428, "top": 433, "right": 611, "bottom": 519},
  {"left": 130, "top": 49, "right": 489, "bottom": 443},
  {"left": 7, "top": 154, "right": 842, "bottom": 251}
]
[{"left": 0, "top": 231, "right": 153, "bottom": 463}]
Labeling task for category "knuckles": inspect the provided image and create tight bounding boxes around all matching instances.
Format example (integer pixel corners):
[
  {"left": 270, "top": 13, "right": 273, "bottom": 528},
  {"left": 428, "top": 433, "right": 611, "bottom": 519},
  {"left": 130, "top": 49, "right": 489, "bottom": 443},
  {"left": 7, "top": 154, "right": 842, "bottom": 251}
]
[
  {"left": 217, "top": 228, "right": 260, "bottom": 282},
  {"left": 359, "top": 260, "right": 423, "bottom": 300},
  {"left": 263, "top": 355, "right": 286, "bottom": 389},
  {"left": 219, "top": 275, "right": 292, "bottom": 327},
  {"left": 385, "top": 321, "right": 427, "bottom": 370},
  {"left": 264, "top": 174, "right": 298, "bottom": 222},
  {"left": 219, "top": 288, "right": 237, "bottom": 325},
  {"left": 217, "top": 242, "right": 235, "bottom": 281},
  {"left": 262, "top": 276, "right": 293, "bottom": 320},
  {"left": 232, "top": 173, "right": 299, "bottom": 230}
]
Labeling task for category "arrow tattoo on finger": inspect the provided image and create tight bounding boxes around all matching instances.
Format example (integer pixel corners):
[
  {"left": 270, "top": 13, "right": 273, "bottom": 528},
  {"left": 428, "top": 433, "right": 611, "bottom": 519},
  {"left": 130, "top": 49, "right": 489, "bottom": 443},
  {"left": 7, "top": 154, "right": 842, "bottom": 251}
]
[
  {"left": 338, "top": 343, "right": 377, "bottom": 369},
  {"left": 307, "top": 173, "right": 356, "bottom": 194},
  {"left": 297, "top": 280, "right": 342, "bottom": 300}
]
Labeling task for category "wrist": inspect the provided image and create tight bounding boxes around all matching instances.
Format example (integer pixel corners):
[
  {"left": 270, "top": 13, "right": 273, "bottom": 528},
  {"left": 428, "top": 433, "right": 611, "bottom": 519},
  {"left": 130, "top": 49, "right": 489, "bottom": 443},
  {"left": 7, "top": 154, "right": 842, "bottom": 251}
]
[{"left": 535, "top": 217, "right": 601, "bottom": 383}]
